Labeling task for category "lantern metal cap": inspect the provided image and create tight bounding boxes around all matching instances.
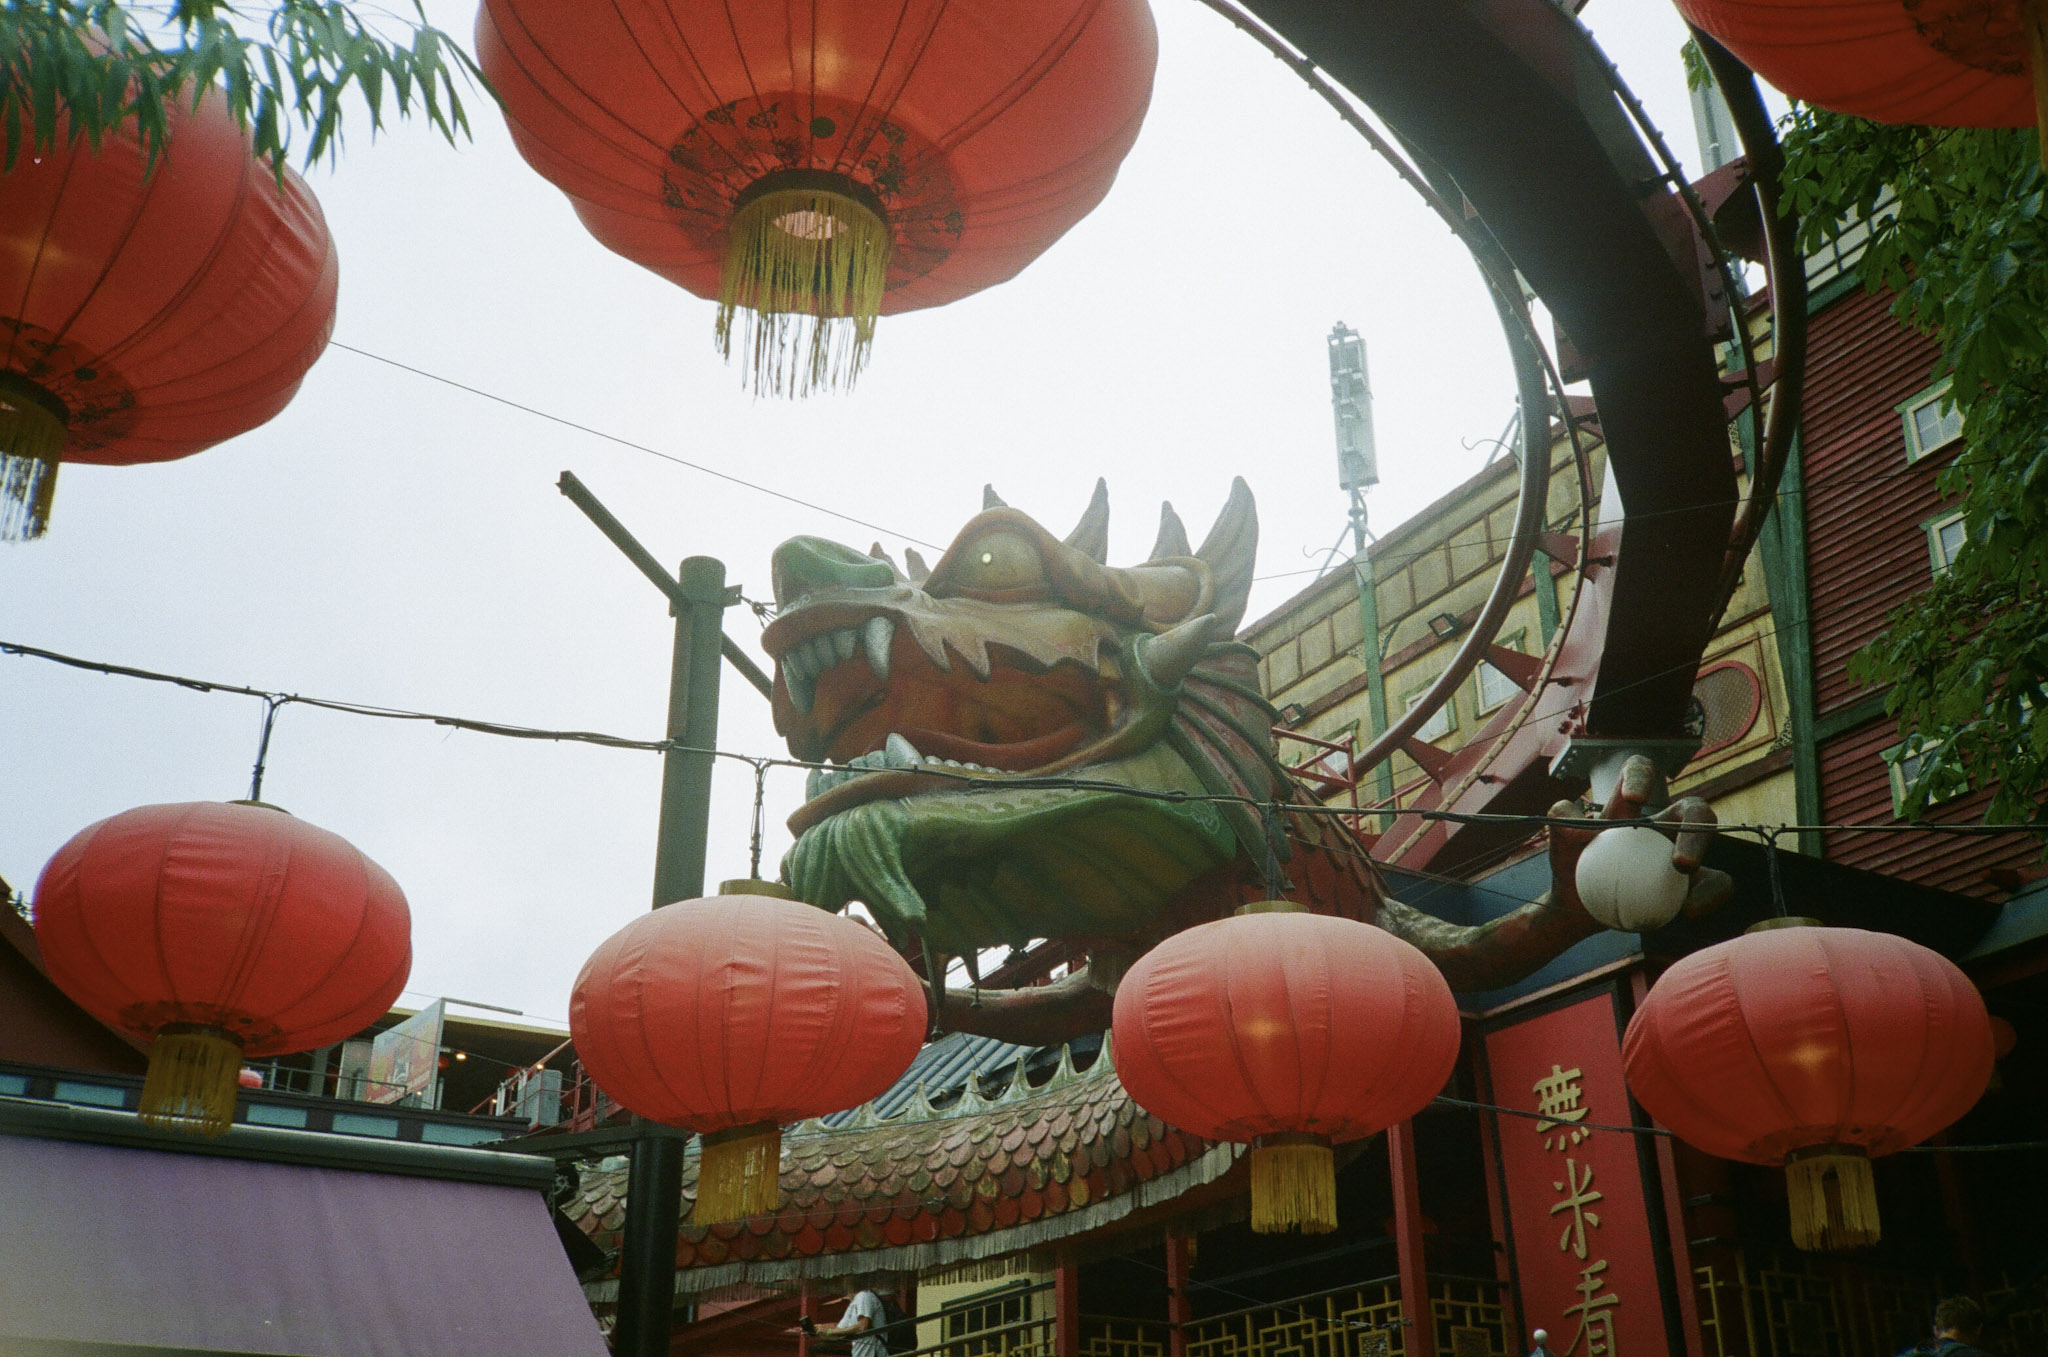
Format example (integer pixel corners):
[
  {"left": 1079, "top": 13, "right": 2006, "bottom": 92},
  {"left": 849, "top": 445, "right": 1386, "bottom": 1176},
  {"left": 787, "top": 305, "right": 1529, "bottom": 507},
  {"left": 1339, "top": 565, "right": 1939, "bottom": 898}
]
[
  {"left": 719, "top": 878, "right": 797, "bottom": 900},
  {"left": 1744, "top": 915, "right": 1821, "bottom": 934},
  {"left": 1234, "top": 900, "right": 1309, "bottom": 916}
]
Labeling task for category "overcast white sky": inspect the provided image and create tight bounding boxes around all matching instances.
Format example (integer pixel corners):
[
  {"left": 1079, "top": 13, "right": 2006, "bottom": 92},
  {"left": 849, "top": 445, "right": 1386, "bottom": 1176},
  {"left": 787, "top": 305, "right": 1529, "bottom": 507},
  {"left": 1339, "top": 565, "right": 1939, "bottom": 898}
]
[{"left": 2, "top": 1, "right": 1713, "bottom": 1034}]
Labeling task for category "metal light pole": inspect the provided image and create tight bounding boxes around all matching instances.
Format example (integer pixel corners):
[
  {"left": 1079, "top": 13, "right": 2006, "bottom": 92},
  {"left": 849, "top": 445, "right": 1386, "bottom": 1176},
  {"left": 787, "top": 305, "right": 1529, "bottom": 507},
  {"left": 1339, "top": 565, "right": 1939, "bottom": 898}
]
[
  {"left": 1328, "top": 325, "right": 1396, "bottom": 819},
  {"left": 557, "top": 471, "right": 774, "bottom": 1357}
]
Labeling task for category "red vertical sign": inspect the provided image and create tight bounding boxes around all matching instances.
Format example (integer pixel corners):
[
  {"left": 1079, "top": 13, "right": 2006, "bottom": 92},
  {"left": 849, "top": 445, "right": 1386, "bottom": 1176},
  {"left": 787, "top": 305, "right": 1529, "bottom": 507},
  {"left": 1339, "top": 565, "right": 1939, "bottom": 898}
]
[{"left": 1485, "top": 992, "right": 1670, "bottom": 1357}]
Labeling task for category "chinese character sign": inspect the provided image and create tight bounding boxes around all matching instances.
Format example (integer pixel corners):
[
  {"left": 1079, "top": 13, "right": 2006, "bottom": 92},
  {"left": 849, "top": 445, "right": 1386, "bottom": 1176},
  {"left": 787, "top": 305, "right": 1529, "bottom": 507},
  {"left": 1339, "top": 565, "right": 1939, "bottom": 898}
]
[{"left": 1485, "top": 992, "right": 1669, "bottom": 1357}]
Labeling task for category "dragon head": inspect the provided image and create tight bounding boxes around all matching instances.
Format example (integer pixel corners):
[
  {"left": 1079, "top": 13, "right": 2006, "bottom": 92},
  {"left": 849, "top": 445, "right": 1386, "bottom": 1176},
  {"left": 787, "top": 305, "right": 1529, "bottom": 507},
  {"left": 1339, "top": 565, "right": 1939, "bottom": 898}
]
[{"left": 766, "top": 479, "right": 1286, "bottom": 958}]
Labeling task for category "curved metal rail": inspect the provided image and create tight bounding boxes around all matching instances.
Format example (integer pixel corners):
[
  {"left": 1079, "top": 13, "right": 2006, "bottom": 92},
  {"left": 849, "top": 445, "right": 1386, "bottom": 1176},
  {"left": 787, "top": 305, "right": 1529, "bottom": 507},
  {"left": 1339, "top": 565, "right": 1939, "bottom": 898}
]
[{"left": 1224, "top": 0, "right": 1802, "bottom": 872}]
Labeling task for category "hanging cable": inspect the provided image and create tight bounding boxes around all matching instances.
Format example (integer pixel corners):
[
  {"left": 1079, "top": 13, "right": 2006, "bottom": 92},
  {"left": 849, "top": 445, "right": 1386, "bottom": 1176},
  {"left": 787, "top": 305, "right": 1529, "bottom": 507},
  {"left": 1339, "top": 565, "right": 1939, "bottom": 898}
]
[
  {"left": 248, "top": 696, "right": 289, "bottom": 802},
  {"left": 6, "top": 637, "right": 2045, "bottom": 839},
  {"left": 747, "top": 758, "right": 771, "bottom": 881}
]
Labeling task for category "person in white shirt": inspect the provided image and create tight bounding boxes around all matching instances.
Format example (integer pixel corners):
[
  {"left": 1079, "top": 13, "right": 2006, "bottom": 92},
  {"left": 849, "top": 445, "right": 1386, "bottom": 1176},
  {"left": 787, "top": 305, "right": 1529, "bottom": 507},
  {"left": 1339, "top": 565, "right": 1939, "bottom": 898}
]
[{"left": 796, "top": 1284, "right": 894, "bottom": 1357}]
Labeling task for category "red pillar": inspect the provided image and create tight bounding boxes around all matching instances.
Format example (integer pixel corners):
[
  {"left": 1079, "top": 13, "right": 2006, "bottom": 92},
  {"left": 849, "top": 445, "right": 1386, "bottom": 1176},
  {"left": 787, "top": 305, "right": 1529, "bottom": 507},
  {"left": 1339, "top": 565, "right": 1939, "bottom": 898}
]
[
  {"left": 1055, "top": 1257, "right": 1081, "bottom": 1357},
  {"left": 799, "top": 1280, "right": 820, "bottom": 1357},
  {"left": 1633, "top": 970, "right": 1705, "bottom": 1357},
  {"left": 1388, "top": 1119, "right": 1434, "bottom": 1357},
  {"left": 1165, "top": 1233, "right": 1195, "bottom": 1357}
]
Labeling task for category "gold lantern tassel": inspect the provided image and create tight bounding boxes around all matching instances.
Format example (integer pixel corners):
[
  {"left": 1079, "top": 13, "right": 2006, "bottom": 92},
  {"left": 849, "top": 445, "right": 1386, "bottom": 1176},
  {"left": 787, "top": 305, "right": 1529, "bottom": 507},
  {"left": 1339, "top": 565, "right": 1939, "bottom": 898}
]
[
  {"left": 1784, "top": 1145, "right": 1880, "bottom": 1251},
  {"left": 139, "top": 1025, "right": 247, "bottom": 1137},
  {"left": 694, "top": 1121, "right": 783, "bottom": 1225},
  {"left": 0, "top": 373, "right": 69, "bottom": 542},
  {"left": 716, "top": 173, "right": 892, "bottom": 399},
  {"left": 1249, "top": 1133, "right": 1339, "bottom": 1235}
]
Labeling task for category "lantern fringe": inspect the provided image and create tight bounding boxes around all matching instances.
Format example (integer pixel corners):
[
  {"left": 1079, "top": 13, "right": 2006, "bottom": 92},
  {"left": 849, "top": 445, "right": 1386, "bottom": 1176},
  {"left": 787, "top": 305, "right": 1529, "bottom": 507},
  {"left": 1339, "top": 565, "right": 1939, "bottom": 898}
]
[
  {"left": 716, "top": 185, "right": 891, "bottom": 398},
  {"left": 139, "top": 1025, "right": 246, "bottom": 1137},
  {"left": 1785, "top": 1146, "right": 1880, "bottom": 1251},
  {"left": 695, "top": 1122, "right": 783, "bottom": 1225},
  {"left": 1250, "top": 1135, "right": 1338, "bottom": 1235},
  {"left": 0, "top": 373, "right": 68, "bottom": 542}
]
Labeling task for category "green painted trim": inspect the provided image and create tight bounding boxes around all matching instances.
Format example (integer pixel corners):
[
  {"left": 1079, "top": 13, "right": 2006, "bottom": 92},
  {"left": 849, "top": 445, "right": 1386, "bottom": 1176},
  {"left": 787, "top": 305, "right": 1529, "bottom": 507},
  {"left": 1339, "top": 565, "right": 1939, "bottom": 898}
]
[
  {"left": 0, "top": 1094, "right": 556, "bottom": 1188},
  {"left": 1805, "top": 271, "right": 1866, "bottom": 316},
  {"left": 1812, "top": 692, "right": 1891, "bottom": 743},
  {"left": 1751, "top": 428, "right": 1825, "bottom": 857},
  {"left": 1351, "top": 552, "right": 1396, "bottom": 819},
  {"left": 1534, "top": 557, "right": 1561, "bottom": 646}
]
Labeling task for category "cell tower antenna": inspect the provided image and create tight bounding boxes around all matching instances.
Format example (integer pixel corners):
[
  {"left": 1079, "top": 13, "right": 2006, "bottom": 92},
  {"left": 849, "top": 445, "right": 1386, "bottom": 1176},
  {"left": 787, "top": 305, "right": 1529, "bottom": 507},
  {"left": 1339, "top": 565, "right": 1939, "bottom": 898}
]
[{"left": 1328, "top": 321, "right": 1377, "bottom": 553}]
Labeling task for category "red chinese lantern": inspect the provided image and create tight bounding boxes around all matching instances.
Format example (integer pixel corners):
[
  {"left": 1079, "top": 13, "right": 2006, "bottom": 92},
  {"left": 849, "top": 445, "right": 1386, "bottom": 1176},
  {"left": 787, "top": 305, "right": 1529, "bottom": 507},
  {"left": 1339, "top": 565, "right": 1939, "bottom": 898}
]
[
  {"left": 1111, "top": 903, "right": 1462, "bottom": 1234},
  {"left": 1677, "top": 0, "right": 2046, "bottom": 154},
  {"left": 33, "top": 802, "right": 411, "bottom": 1136},
  {"left": 0, "top": 92, "right": 339, "bottom": 540},
  {"left": 1624, "top": 921, "right": 1994, "bottom": 1251},
  {"left": 477, "top": 0, "right": 1157, "bottom": 396},
  {"left": 570, "top": 886, "right": 927, "bottom": 1224}
]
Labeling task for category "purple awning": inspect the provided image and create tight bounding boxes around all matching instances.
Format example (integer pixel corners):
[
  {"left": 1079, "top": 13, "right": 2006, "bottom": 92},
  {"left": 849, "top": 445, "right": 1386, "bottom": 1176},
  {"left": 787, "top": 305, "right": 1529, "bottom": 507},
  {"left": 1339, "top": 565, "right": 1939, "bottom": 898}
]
[{"left": 0, "top": 1134, "right": 609, "bottom": 1356}]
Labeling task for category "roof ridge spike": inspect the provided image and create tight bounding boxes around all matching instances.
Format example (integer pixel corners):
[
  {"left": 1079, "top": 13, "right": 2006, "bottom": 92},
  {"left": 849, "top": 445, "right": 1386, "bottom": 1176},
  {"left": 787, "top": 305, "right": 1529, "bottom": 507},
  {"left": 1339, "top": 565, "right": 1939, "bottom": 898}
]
[
  {"left": 1003, "top": 1053, "right": 1035, "bottom": 1102},
  {"left": 1047, "top": 1043, "right": 1080, "bottom": 1088}
]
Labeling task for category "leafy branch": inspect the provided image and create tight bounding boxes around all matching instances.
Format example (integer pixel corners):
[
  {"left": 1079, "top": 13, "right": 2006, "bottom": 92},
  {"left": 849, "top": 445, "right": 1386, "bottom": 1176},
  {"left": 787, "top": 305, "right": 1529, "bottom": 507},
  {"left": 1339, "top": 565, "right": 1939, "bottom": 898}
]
[
  {"left": 0, "top": 1, "right": 489, "bottom": 173},
  {"left": 1782, "top": 108, "right": 2048, "bottom": 827}
]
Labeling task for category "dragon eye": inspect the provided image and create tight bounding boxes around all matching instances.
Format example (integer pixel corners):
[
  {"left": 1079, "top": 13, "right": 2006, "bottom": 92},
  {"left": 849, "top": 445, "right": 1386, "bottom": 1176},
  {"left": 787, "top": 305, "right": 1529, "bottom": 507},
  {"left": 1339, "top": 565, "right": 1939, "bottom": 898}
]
[{"left": 950, "top": 530, "right": 1047, "bottom": 593}]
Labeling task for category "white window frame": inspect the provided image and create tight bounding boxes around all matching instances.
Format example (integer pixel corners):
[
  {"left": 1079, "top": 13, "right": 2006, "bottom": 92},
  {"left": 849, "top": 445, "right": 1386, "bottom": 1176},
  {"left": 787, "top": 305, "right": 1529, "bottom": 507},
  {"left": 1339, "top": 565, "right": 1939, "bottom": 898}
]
[
  {"left": 1899, "top": 379, "right": 1964, "bottom": 463},
  {"left": 1884, "top": 737, "right": 1968, "bottom": 816},
  {"left": 1926, "top": 509, "right": 1967, "bottom": 576},
  {"left": 1402, "top": 682, "right": 1457, "bottom": 743},
  {"left": 1473, "top": 629, "right": 1528, "bottom": 716},
  {"left": 1303, "top": 721, "right": 1357, "bottom": 784}
]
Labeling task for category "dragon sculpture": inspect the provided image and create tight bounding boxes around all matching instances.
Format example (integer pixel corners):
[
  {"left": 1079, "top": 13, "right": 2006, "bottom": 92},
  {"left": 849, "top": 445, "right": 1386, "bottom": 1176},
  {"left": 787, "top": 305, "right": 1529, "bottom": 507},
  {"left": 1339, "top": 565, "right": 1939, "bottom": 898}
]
[
  {"left": 563, "top": 481, "right": 1728, "bottom": 1293},
  {"left": 762, "top": 479, "right": 1726, "bottom": 1046}
]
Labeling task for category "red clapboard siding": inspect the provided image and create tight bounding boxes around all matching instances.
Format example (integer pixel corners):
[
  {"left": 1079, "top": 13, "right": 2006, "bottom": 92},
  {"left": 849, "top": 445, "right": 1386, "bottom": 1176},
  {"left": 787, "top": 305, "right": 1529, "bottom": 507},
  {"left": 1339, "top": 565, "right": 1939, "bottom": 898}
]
[
  {"left": 1798, "top": 288, "right": 1950, "bottom": 715},
  {"left": 1818, "top": 716, "right": 2038, "bottom": 899},
  {"left": 1802, "top": 290, "right": 2036, "bottom": 901}
]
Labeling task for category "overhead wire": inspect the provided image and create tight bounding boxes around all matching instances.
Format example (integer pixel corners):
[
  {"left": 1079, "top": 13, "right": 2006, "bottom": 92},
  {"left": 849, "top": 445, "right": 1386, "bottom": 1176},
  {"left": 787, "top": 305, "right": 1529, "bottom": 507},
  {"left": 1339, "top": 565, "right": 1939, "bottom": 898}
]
[
  {"left": 328, "top": 341, "right": 942, "bottom": 551},
  {"left": 5, "top": 637, "right": 2042, "bottom": 843}
]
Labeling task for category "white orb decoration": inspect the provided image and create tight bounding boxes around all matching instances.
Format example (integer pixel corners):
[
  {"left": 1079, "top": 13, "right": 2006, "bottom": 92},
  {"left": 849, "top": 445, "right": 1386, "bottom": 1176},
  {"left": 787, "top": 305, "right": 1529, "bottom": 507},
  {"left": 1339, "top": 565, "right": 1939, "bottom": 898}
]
[{"left": 1574, "top": 825, "right": 1690, "bottom": 932}]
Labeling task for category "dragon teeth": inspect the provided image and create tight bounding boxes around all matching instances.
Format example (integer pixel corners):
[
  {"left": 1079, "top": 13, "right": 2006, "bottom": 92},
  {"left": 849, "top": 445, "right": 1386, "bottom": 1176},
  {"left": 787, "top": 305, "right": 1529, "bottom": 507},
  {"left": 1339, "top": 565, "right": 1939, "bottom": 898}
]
[
  {"left": 786, "top": 666, "right": 816, "bottom": 715},
  {"left": 863, "top": 616, "right": 894, "bottom": 679},
  {"left": 885, "top": 733, "right": 922, "bottom": 769},
  {"left": 781, "top": 618, "right": 897, "bottom": 712}
]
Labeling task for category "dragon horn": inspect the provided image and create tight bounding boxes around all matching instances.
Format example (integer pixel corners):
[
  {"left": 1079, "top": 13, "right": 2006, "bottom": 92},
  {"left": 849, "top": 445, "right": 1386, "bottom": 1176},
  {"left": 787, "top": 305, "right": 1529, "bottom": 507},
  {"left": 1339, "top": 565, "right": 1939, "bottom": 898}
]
[
  {"left": 1150, "top": 501, "right": 1192, "bottom": 560},
  {"left": 1063, "top": 478, "right": 1110, "bottom": 564},
  {"left": 1195, "top": 478, "right": 1257, "bottom": 634},
  {"left": 903, "top": 547, "right": 931, "bottom": 583},
  {"left": 1135, "top": 613, "right": 1216, "bottom": 690},
  {"left": 983, "top": 484, "right": 1007, "bottom": 510}
]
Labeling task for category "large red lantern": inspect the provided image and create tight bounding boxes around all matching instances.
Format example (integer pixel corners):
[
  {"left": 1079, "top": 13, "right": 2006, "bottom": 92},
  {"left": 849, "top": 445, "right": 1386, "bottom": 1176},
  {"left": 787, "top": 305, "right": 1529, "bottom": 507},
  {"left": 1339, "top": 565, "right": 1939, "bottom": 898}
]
[
  {"left": 0, "top": 94, "right": 339, "bottom": 540},
  {"left": 1111, "top": 903, "right": 1462, "bottom": 1234},
  {"left": 1677, "top": 0, "right": 2045, "bottom": 149},
  {"left": 570, "top": 887, "right": 927, "bottom": 1224},
  {"left": 33, "top": 802, "right": 411, "bottom": 1136},
  {"left": 1624, "top": 922, "right": 1994, "bottom": 1251},
  {"left": 477, "top": 0, "right": 1157, "bottom": 396}
]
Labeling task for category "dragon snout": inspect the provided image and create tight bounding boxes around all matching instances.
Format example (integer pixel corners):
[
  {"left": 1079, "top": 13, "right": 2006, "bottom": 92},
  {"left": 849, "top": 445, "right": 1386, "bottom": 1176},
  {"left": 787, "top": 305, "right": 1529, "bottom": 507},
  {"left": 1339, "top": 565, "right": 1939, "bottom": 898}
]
[{"left": 771, "top": 536, "right": 895, "bottom": 609}]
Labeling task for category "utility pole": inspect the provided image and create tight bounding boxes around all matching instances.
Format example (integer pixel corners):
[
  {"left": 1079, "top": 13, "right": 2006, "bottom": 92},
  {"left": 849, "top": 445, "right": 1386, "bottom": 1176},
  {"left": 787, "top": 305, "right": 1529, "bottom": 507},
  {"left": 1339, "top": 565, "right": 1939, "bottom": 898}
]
[
  {"left": 1329, "top": 324, "right": 1396, "bottom": 821},
  {"left": 557, "top": 471, "right": 774, "bottom": 1357}
]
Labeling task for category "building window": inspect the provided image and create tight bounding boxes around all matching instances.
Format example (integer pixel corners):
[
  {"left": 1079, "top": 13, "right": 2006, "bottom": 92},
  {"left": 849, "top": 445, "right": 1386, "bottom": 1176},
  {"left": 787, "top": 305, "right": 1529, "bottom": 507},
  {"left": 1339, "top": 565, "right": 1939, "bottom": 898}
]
[
  {"left": 1885, "top": 737, "right": 1968, "bottom": 816},
  {"left": 1302, "top": 723, "right": 1356, "bottom": 785},
  {"left": 1899, "top": 380, "right": 1964, "bottom": 462},
  {"left": 1473, "top": 631, "right": 1526, "bottom": 715},
  {"left": 1926, "top": 510, "right": 1968, "bottom": 576},
  {"left": 942, "top": 1282, "right": 1036, "bottom": 1357},
  {"left": 1402, "top": 683, "right": 1456, "bottom": 742}
]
